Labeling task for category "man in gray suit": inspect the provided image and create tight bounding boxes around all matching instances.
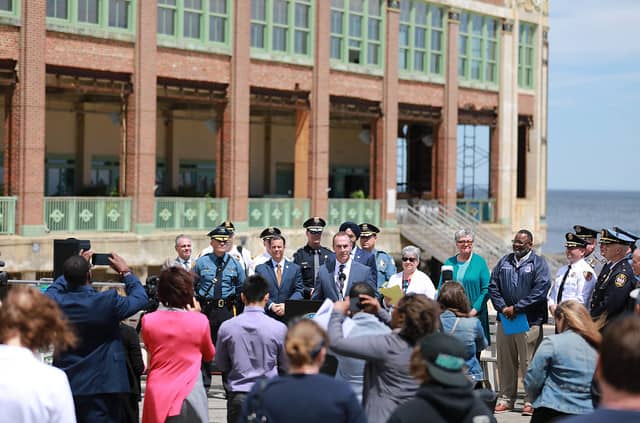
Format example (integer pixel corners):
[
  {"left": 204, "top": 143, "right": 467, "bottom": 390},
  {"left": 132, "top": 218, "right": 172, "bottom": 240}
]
[
  {"left": 162, "top": 234, "right": 194, "bottom": 270},
  {"left": 312, "top": 232, "right": 377, "bottom": 301}
]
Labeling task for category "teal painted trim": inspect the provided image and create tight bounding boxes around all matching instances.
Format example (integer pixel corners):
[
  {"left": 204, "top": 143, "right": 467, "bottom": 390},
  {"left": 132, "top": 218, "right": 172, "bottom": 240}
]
[
  {"left": 457, "top": 10, "right": 499, "bottom": 85},
  {"left": 250, "top": 50, "right": 313, "bottom": 67},
  {"left": 0, "top": 196, "right": 17, "bottom": 235},
  {"left": 398, "top": 2, "right": 445, "bottom": 77},
  {"left": 398, "top": 71, "right": 445, "bottom": 85},
  {"left": 154, "top": 197, "right": 228, "bottom": 231},
  {"left": 456, "top": 198, "right": 496, "bottom": 223},
  {"left": 383, "top": 219, "right": 397, "bottom": 228},
  {"left": 45, "top": 0, "right": 137, "bottom": 38},
  {"left": 330, "top": 60, "right": 384, "bottom": 77},
  {"left": 20, "top": 225, "right": 47, "bottom": 237},
  {"left": 231, "top": 220, "right": 249, "bottom": 232},
  {"left": 327, "top": 199, "right": 381, "bottom": 226},
  {"left": 498, "top": 217, "right": 511, "bottom": 225},
  {"left": 459, "top": 79, "right": 499, "bottom": 92},
  {"left": 248, "top": 198, "right": 310, "bottom": 228},
  {"left": 134, "top": 223, "right": 155, "bottom": 235},
  {"left": 517, "top": 21, "right": 536, "bottom": 90},
  {"left": 0, "top": 0, "right": 20, "bottom": 20},
  {"left": 44, "top": 197, "right": 132, "bottom": 232}
]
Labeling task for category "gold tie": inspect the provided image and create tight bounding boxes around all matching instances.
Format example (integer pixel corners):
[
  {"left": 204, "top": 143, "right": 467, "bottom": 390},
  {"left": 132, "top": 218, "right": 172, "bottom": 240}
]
[{"left": 276, "top": 264, "right": 282, "bottom": 287}]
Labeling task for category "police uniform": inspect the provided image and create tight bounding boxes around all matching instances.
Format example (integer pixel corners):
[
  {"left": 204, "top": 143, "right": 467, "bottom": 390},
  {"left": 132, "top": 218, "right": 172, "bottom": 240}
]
[
  {"left": 614, "top": 226, "right": 640, "bottom": 284},
  {"left": 547, "top": 233, "right": 596, "bottom": 310},
  {"left": 199, "top": 220, "right": 252, "bottom": 277},
  {"left": 590, "top": 229, "right": 636, "bottom": 324},
  {"left": 293, "top": 217, "right": 333, "bottom": 299},
  {"left": 359, "top": 223, "right": 397, "bottom": 290},
  {"left": 574, "top": 225, "right": 606, "bottom": 276}
]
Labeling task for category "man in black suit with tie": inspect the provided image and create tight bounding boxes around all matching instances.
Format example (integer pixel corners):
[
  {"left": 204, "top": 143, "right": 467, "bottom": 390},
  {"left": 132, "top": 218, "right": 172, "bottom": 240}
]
[
  {"left": 312, "top": 232, "right": 376, "bottom": 301},
  {"left": 255, "top": 234, "right": 304, "bottom": 320}
]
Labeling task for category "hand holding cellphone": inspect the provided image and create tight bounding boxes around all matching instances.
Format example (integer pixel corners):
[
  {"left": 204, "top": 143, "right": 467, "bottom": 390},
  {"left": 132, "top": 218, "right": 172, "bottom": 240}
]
[{"left": 91, "top": 253, "right": 113, "bottom": 266}]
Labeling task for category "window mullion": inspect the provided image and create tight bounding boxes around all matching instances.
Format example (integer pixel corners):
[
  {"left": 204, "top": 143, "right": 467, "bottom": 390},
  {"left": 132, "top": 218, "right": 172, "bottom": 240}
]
[
  {"left": 341, "top": 2, "right": 347, "bottom": 63},
  {"left": 177, "top": 0, "right": 184, "bottom": 42},
  {"left": 407, "top": 1, "right": 414, "bottom": 72},
  {"left": 425, "top": 6, "right": 431, "bottom": 74},
  {"left": 266, "top": 0, "right": 273, "bottom": 53}
]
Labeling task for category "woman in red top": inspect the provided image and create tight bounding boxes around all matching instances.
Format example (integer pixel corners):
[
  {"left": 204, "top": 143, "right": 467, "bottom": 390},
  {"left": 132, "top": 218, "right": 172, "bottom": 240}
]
[{"left": 141, "top": 267, "right": 215, "bottom": 423}]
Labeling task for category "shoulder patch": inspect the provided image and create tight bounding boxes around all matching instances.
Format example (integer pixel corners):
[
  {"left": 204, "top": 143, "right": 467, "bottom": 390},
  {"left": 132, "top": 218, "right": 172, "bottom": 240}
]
[
  {"left": 584, "top": 271, "right": 593, "bottom": 281},
  {"left": 615, "top": 273, "right": 628, "bottom": 288}
]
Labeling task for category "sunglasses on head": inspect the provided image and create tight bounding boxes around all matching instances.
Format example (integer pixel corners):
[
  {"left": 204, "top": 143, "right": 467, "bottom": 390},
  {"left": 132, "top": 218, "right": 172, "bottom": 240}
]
[{"left": 402, "top": 256, "right": 417, "bottom": 262}]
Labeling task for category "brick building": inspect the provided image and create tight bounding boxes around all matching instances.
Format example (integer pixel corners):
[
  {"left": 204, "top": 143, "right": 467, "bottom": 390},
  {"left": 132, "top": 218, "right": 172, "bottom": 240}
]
[{"left": 0, "top": 0, "right": 549, "bottom": 277}]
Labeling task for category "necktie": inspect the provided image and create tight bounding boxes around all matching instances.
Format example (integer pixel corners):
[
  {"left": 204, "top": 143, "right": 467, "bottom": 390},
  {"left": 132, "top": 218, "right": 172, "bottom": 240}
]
[
  {"left": 313, "top": 250, "right": 320, "bottom": 281},
  {"left": 183, "top": 259, "right": 190, "bottom": 270},
  {"left": 213, "top": 256, "right": 224, "bottom": 300},
  {"left": 337, "top": 264, "right": 346, "bottom": 300},
  {"left": 556, "top": 264, "right": 571, "bottom": 304},
  {"left": 402, "top": 278, "right": 410, "bottom": 293},
  {"left": 276, "top": 264, "right": 282, "bottom": 287}
]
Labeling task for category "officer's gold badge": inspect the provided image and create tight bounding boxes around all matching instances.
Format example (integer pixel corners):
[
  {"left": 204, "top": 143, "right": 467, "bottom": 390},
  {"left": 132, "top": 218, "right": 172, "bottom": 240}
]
[{"left": 615, "top": 273, "right": 627, "bottom": 288}]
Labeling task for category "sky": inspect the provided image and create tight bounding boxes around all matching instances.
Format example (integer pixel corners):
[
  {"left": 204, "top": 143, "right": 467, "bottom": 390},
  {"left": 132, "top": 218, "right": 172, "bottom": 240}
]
[{"left": 548, "top": 0, "right": 640, "bottom": 191}]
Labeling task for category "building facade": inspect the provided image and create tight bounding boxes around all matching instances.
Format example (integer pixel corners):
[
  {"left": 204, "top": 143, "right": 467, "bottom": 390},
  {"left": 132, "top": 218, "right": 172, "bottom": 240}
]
[{"left": 0, "top": 0, "right": 549, "bottom": 277}]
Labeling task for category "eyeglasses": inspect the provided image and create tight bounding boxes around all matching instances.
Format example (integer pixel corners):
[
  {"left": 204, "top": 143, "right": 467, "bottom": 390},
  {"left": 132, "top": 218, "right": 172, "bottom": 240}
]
[
  {"left": 402, "top": 257, "right": 417, "bottom": 262},
  {"left": 456, "top": 240, "right": 473, "bottom": 245}
]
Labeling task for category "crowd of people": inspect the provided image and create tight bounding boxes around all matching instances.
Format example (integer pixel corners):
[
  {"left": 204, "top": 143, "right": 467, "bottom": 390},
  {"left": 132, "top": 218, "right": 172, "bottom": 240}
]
[{"left": 0, "top": 219, "right": 639, "bottom": 423}]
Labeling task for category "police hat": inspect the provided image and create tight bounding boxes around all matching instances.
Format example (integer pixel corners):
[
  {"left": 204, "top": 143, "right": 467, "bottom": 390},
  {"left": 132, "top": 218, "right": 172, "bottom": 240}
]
[
  {"left": 303, "top": 217, "right": 326, "bottom": 233},
  {"left": 339, "top": 221, "right": 361, "bottom": 238},
  {"left": 207, "top": 226, "right": 231, "bottom": 241},
  {"left": 260, "top": 227, "right": 282, "bottom": 239},
  {"left": 613, "top": 226, "right": 640, "bottom": 242},
  {"left": 359, "top": 223, "right": 380, "bottom": 237},
  {"left": 573, "top": 225, "right": 598, "bottom": 241},
  {"left": 565, "top": 233, "right": 588, "bottom": 249},
  {"left": 219, "top": 220, "right": 235, "bottom": 234},
  {"left": 599, "top": 228, "right": 635, "bottom": 246}
]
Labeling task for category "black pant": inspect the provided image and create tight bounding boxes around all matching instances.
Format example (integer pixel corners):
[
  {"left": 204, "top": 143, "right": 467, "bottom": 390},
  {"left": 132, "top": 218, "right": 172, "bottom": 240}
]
[
  {"left": 531, "top": 407, "right": 574, "bottom": 423},
  {"left": 74, "top": 393, "right": 127, "bottom": 423},
  {"left": 201, "top": 304, "right": 234, "bottom": 388},
  {"left": 227, "top": 392, "right": 248, "bottom": 423}
]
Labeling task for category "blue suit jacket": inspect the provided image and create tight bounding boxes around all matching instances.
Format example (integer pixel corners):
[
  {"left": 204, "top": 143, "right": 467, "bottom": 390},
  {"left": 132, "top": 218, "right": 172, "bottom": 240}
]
[
  {"left": 45, "top": 274, "right": 148, "bottom": 395},
  {"left": 311, "top": 259, "right": 376, "bottom": 301},
  {"left": 255, "top": 260, "right": 304, "bottom": 314},
  {"left": 352, "top": 246, "right": 378, "bottom": 287}
]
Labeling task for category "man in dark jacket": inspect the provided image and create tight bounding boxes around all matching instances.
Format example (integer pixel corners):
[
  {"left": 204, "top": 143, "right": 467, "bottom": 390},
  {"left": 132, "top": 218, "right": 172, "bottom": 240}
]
[
  {"left": 387, "top": 333, "right": 496, "bottom": 423},
  {"left": 488, "top": 229, "right": 550, "bottom": 416}
]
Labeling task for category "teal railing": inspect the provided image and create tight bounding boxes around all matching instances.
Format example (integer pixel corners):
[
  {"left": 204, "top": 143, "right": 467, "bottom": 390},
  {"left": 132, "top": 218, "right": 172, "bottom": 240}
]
[
  {"left": 456, "top": 198, "right": 496, "bottom": 223},
  {"left": 0, "top": 197, "right": 17, "bottom": 234},
  {"left": 328, "top": 199, "right": 381, "bottom": 226},
  {"left": 155, "top": 197, "right": 228, "bottom": 230},
  {"left": 248, "top": 198, "right": 310, "bottom": 228},
  {"left": 44, "top": 197, "right": 132, "bottom": 232}
]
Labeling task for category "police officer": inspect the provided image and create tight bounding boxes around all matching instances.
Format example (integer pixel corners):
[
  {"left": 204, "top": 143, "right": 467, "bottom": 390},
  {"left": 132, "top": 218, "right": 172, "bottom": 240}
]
[
  {"left": 194, "top": 225, "right": 246, "bottom": 391},
  {"left": 547, "top": 233, "right": 596, "bottom": 313},
  {"left": 293, "top": 217, "right": 332, "bottom": 299},
  {"left": 590, "top": 228, "right": 636, "bottom": 325},
  {"left": 248, "top": 227, "right": 282, "bottom": 276},
  {"left": 614, "top": 226, "right": 640, "bottom": 283},
  {"left": 199, "top": 220, "right": 252, "bottom": 278},
  {"left": 358, "top": 222, "right": 397, "bottom": 290},
  {"left": 574, "top": 225, "right": 606, "bottom": 276}
]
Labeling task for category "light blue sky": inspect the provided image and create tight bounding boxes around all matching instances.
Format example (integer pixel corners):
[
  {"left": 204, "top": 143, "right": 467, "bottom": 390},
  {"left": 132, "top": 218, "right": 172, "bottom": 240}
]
[{"left": 548, "top": 0, "right": 639, "bottom": 191}]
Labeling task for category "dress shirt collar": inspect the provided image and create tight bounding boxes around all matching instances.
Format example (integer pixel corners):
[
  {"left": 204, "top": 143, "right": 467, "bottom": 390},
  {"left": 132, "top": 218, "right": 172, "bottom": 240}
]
[
  {"left": 272, "top": 258, "right": 285, "bottom": 269},
  {"left": 243, "top": 305, "right": 266, "bottom": 314}
]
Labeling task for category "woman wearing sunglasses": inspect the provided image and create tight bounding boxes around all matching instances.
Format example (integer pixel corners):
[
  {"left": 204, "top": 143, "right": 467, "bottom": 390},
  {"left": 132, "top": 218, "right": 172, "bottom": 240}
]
[{"left": 386, "top": 245, "right": 436, "bottom": 300}]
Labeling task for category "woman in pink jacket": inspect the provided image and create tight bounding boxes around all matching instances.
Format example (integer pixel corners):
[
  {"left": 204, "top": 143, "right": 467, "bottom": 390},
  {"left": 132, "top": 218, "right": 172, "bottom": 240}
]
[{"left": 142, "top": 267, "right": 215, "bottom": 423}]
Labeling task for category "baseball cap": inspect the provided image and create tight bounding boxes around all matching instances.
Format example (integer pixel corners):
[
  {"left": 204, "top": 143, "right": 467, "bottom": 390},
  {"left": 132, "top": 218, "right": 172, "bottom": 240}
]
[{"left": 418, "top": 333, "right": 470, "bottom": 388}]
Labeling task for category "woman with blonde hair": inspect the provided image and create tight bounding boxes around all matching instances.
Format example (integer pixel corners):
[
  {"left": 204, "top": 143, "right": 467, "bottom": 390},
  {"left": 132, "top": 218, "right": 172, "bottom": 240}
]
[
  {"left": 524, "top": 300, "right": 602, "bottom": 422},
  {"left": 240, "top": 319, "right": 365, "bottom": 423},
  {"left": 0, "top": 286, "right": 77, "bottom": 422}
]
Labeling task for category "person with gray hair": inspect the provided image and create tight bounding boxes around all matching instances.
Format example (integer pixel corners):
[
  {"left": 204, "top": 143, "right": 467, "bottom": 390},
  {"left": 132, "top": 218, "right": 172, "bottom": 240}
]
[
  {"left": 386, "top": 245, "right": 436, "bottom": 299},
  {"left": 162, "top": 234, "right": 194, "bottom": 270},
  {"left": 438, "top": 228, "right": 491, "bottom": 347}
]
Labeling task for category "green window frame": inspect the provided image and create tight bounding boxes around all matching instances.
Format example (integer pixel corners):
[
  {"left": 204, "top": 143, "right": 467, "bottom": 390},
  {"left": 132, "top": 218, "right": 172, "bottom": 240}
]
[
  {"left": 158, "top": 0, "right": 231, "bottom": 51},
  {"left": 45, "top": 156, "right": 76, "bottom": 196},
  {"left": 250, "top": 0, "right": 313, "bottom": 60},
  {"left": 398, "top": 0, "right": 445, "bottom": 77},
  {"left": 179, "top": 160, "right": 216, "bottom": 196},
  {"left": 458, "top": 11, "right": 499, "bottom": 86},
  {"left": 330, "top": 0, "right": 384, "bottom": 68},
  {"left": 46, "top": 0, "right": 135, "bottom": 34},
  {"left": 91, "top": 156, "right": 120, "bottom": 195},
  {"left": 0, "top": 0, "right": 20, "bottom": 20},
  {"left": 518, "top": 22, "right": 536, "bottom": 89}
]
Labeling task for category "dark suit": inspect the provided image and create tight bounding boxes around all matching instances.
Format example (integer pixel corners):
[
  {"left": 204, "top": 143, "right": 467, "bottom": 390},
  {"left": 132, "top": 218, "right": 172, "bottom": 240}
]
[
  {"left": 311, "top": 259, "right": 376, "bottom": 301},
  {"left": 46, "top": 274, "right": 148, "bottom": 423},
  {"left": 352, "top": 246, "right": 378, "bottom": 287},
  {"left": 256, "top": 259, "right": 304, "bottom": 320}
]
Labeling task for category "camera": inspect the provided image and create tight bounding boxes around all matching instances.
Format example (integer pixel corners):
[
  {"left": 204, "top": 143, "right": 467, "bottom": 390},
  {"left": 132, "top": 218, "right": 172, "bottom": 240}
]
[
  {"left": 349, "top": 296, "right": 364, "bottom": 314},
  {"left": 143, "top": 275, "right": 160, "bottom": 313},
  {"left": 91, "top": 253, "right": 113, "bottom": 266},
  {"left": 0, "top": 260, "right": 8, "bottom": 302}
]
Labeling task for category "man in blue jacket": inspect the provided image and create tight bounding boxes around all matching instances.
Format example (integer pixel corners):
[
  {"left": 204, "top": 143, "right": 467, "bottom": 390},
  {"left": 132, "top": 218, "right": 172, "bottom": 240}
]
[
  {"left": 46, "top": 253, "right": 148, "bottom": 423},
  {"left": 488, "top": 229, "right": 550, "bottom": 416}
]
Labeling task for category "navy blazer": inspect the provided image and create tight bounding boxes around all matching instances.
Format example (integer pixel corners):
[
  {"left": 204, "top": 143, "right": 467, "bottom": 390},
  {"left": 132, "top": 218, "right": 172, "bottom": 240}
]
[
  {"left": 46, "top": 274, "right": 148, "bottom": 395},
  {"left": 352, "top": 246, "right": 378, "bottom": 285},
  {"left": 255, "top": 260, "right": 304, "bottom": 312},
  {"left": 311, "top": 259, "right": 376, "bottom": 302}
]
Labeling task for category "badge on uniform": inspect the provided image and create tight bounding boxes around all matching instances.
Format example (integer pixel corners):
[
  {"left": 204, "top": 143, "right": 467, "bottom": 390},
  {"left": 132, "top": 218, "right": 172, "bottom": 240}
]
[
  {"left": 584, "top": 271, "right": 593, "bottom": 281},
  {"left": 615, "top": 273, "right": 627, "bottom": 288},
  {"left": 379, "top": 259, "right": 386, "bottom": 269},
  {"left": 524, "top": 264, "right": 532, "bottom": 273}
]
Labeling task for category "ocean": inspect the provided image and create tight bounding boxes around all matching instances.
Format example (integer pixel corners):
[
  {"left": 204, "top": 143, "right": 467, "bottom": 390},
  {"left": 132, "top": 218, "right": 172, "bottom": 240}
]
[{"left": 542, "top": 189, "right": 640, "bottom": 253}]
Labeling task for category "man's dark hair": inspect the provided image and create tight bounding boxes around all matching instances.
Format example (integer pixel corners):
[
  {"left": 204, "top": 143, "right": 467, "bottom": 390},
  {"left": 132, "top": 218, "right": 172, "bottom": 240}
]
[
  {"left": 243, "top": 275, "right": 270, "bottom": 303},
  {"left": 600, "top": 315, "right": 640, "bottom": 393},
  {"left": 63, "top": 255, "right": 91, "bottom": 288},
  {"left": 348, "top": 282, "right": 375, "bottom": 299},
  {"left": 269, "top": 234, "right": 286, "bottom": 246},
  {"left": 517, "top": 229, "right": 534, "bottom": 243},
  {"left": 158, "top": 267, "right": 194, "bottom": 309}
]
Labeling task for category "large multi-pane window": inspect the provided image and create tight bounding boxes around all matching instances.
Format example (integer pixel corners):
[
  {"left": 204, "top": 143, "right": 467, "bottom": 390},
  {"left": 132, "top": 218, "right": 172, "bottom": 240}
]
[
  {"left": 250, "top": 0, "right": 312, "bottom": 56},
  {"left": 458, "top": 12, "right": 499, "bottom": 84},
  {"left": 0, "top": 0, "right": 14, "bottom": 12},
  {"left": 158, "top": 0, "right": 230, "bottom": 46},
  {"left": 330, "top": 0, "right": 383, "bottom": 67},
  {"left": 518, "top": 22, "right": 536, "bottom": 89},
  {"left": 398, "top": 1, "right": 445, "bottom": 76},
  {"left": 46, "top": 0, "right": 134, "bottom": 31}
]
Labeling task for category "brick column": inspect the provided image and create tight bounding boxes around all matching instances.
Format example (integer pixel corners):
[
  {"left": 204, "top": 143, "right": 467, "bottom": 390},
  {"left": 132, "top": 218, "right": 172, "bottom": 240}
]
[
  {"left": 124, "top": 2, "right": 157, "bottom": 233},
  {"left": 436, "top": 10, "right": 459, "bottom": 209},
  {"left": 294, "top": 104, "right": 309, "bottom": 198},
  {"left": 496, "top": 20, "right": 518, "bottom": 227},
  {"left": 13, "top": 1, "right": 46, "bottom": 235},
  {"left": 379, "top": 0, "right": 399, "bottom": 226},
  {"left": 220, "top": 0, "right": 250, "bottom": 228},
  {"left": 309, "top": 0, "right": 330, "bottom": 217}
]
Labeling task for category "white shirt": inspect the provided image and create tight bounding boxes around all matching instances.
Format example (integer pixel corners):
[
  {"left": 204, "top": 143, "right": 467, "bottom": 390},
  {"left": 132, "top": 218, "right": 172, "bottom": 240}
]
[
  {"left": 0, "top": 345, "right": 76, "bottom": 423},
  {"left": 387, "top": 269, "right": 436, "bottom": 299},
  {"left": 547, "top": 258, "right": 597, "bottom": 309},
  {"left": 334, "top": 258, "right": 353, "bottom": 300}
]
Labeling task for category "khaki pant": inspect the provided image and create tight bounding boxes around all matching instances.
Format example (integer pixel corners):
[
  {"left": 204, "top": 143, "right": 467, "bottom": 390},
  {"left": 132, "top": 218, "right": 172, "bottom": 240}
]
[{"left": 496, "top": 322, "right": 543, "bottom": 405}]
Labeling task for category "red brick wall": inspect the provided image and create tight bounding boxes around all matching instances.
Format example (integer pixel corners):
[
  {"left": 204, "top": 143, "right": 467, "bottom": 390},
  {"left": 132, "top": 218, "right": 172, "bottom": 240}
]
[
  {"left": 46, "top": 32, "right": 134, "bottom": 73},
  {"left": 398, "top": 80, "right": 444, "bottom": 107},
  {"left": 157, "top": 48, "right": 231, "bottom": 83},
  {"left": 250, "top": 60, "right": 312, "bottom": 91},
  {"left": 458, "top": 87, "right": 499, "bottom": 109},
  {"left": 0, "top": 26, "right": 19, "bottom": 59},
  {"left": 329, "top": 70, "right": 383, "bottom": 101},
  {"left": 518, "top": 93, "right": 535, "bottom": 116}
]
